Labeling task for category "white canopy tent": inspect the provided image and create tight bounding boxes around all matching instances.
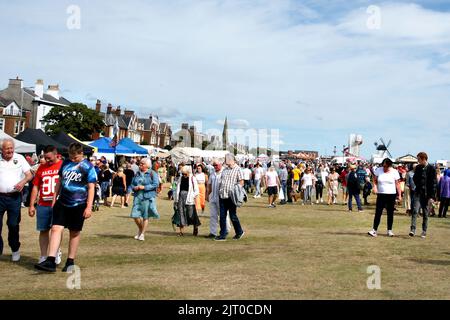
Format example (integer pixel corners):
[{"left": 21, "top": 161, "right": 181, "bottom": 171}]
[
  {"left": 170, "top": 147, "right": 230, "bottom": 164},
  {"left": 0, "top": 130, "right": 36, "bottom": 154}
]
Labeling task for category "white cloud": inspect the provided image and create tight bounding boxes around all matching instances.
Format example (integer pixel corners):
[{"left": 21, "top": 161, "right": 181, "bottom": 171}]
[{"left": 1, "top": 1, "right": 449, "bottom": 159}]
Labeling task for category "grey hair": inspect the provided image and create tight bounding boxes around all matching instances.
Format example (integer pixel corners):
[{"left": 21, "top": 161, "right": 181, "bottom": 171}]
[
  {"left": 1, "top": 138, "right": 15, "bottom": 149},
  {"left": 141, "top": 158, "right": 151, "bottom": 167},
  {"left": 225, "top": 154, "right": 235, "bottom": 162},
  {"left": 181, "top": 165, "right": 192, "bottom": 175}
]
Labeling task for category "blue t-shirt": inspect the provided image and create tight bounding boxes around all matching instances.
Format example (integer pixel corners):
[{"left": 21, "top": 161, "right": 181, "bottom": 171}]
[{"left": 58, "top": 159, "right": 98, "bottom": 207}]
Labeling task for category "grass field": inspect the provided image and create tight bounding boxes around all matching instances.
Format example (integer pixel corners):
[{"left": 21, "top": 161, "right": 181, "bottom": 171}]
[{"left": 1, "top": 186, "right": 449, "bottom": 300}]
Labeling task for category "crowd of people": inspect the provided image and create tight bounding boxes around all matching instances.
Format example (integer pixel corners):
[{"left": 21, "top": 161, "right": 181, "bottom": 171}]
[{"left": 0, "top": 136, "right": 449, "bottom": 273}]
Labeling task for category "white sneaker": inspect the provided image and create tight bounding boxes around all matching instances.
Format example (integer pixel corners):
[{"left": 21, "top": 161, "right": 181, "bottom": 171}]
[
  {"left": 368, "top": 230, "right": 377, "bottom": 237},
  {"left": 138, "top": 233, "right": 145, "bottom": 241},
  {"left": 316, "top": 200, "right": 319, "bottom": 204},
  {"left": 421, "top": 231, "right": 427, "bottom": 239},
  {"left": 11, "top": 251, "right": 20, "bottom": 262},
  {"left": 55, "top": 249, "right": 62, "bottom": 265},
  {"left": 134, "top": 234, "right": 140, "bottom": 240},
  {"left": 38, "top": 256, "right": 47, "bottom": 264},
  {"left": 387, "top": 230, "right": 395, "bottom": 237}
]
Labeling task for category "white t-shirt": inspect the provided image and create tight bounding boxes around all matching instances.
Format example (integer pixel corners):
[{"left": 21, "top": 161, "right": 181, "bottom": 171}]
[
  {"left": 0, "top": 153, "right": 31, "bottom": 193},
  {"left": 374, "top": 167, "right": 400, "bottom": 194},
  {"left": 320, "top": 170, "right": 328, "bottom": 183},
  {"left": 195, "top": 172, "right": 206, "bottom": 184},
  {"left": 254, "top": 167, "right": 264, "bottom": 180},
  {"left": 266, "top": 171, "right": 278, "bottom": 187},
  {"left": 242, "top": 168, "right": 252, "bottom": 180},
  {"left": 301, "top": 173, "right": 314, "bottom": 187}
]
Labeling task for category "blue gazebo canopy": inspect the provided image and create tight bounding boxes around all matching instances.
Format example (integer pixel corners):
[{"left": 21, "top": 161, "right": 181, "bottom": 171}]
[
  {"left": 116, "top": 137, "right": 148, "bottom": 155},
  {"left": 89, "top": 137, "right": 114, "bottom": 153},
  {"left": 89, "top": 137, "right": 148, "bottom": 155}
]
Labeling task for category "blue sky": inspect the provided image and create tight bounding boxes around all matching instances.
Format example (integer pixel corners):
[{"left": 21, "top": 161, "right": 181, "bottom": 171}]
[{"left": 1, "top": 0, "right": 449, "bottom": 160}]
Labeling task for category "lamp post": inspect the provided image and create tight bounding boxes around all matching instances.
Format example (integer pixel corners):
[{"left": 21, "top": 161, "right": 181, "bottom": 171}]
[{"left": 343, "top": 145, "right": 346, "bottom": 164}]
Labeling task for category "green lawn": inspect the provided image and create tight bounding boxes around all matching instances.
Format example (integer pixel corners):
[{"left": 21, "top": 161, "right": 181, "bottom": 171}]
[{"left": 1, "top": 188, "right": 449, "bottom": 300}]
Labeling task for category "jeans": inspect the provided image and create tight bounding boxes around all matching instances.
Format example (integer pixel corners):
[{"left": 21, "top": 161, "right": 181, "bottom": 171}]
[
  {"left": 255, "top": 179, "right": 261, "bottom": 196},
  {"left": 244, "top": 180, "right": 251, "bottom": 193},
  {"left": 316, "top": 184, "right": 323, "bottom": 200},
  {"left": 0, "top": 194, "right": 22, "bottom": 254},
  {"left": 281, "top": 180, "right": 287, "bottom": 202},
  {"left": 303, "top": 186, "right": 313, "bottom": 204},
  {"left": 439, "top": 198, "right": 449, "bottom": 218},
  {"left": 219, "top": 198, "right": 243, "bottom": 238},
  {"left": 373, "top": 194, "right": 396, "bottom": 231},
  {"left": 348, "top": 192, "right": 362, "bottom": 211},
  {"left": 411, "top": 194, "right": 430, "bottom": 233},
  {"left": 101, "top": 181, "right": 110, "bottom": 199}
]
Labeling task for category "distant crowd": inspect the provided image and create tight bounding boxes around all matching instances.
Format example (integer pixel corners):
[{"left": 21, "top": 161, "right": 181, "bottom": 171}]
[{"left": 1, "top": 136, "right": 449, "bottom": 273}]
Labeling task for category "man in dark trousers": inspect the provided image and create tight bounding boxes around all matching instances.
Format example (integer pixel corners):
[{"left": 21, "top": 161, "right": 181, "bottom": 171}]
[{"left": 409, "top": 152, "right": 437, "bottom": 238}]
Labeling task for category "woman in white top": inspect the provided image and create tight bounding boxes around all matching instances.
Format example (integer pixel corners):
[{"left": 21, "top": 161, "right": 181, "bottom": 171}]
[
  {"left": 301, "top": 168, "right": 316, "bottom": 205},
  {"left": 173, "top": 166, "right": 200, "bottom": 236},
  {"left": 368, "top": 158, "right": 402, "bottom": 237},
  {"left": 194, "top": 164, "right": 208, "bottom": 214}
]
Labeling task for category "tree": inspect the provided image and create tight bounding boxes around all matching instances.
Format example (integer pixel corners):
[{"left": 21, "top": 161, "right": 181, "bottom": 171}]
[{"left": 42, "top": 103, "right": 104, "bottom": 140}]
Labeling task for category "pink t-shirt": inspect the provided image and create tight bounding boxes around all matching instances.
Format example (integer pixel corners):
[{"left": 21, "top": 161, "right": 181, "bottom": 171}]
[{"left": 266, "top": 171, "right": 278, "bottom": 187}]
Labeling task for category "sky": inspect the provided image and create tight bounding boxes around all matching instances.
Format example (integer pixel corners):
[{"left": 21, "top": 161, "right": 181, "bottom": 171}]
[{"left": 1, "top": 0, "right": 449, "bottom": 160}]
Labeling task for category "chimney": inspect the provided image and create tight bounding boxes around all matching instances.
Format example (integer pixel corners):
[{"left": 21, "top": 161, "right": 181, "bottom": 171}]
[
  {"left": 8, "top": 77, "right": 23, "bottom": 90},
  {"left": 34, "top": 79, "right": 44, "bottom": 99},
  {"left": 107, "top": 103, "right": 112, "bottom": 114},
  {"left": 95, "top": 99, "right": 101, "bottom": 112},
  {"left": 46, "top": 84, "right": 60, "bottom": 99},
  {"left": 124, "top": 110, "right": 134, "bottom": 117},
  {"left": 115, "top": 106, "right": 121, "bottom": 116}
]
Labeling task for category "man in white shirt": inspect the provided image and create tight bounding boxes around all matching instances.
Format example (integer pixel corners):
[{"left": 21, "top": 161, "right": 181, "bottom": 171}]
[
  {"left": 253, "top": 163, "right": 264, "bottom": 198},
  {"left": 206, "top": 159, "right": 231, "bottom": 238},
  {"left": 265, "top": 167, "right": 281, "bottom": 208},
  {"left": 0, "top": 139, "right": 33, "bottom": 262},
  {"left": 241, "top": 165, "right": 252, "bottom": 193}
]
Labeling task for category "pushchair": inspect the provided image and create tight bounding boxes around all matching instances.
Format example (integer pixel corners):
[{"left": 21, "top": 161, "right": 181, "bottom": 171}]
[{"left": 92, "top": 183, "right": 101, "bottom": 212}]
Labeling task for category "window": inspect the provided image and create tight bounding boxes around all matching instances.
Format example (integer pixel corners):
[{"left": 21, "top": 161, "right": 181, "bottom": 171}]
[
  {"left": 14, "top": 121, "right": 20, "bottom": 135},
  {"left": 0, "top": 118, "right": 4, "bottom": 131},
  {"left": 20, "top": 121, "right": 25, "bottom": 132}
]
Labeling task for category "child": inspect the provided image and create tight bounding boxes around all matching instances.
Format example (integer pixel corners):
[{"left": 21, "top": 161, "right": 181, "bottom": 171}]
[
  {"left": 35, "top": 143, "right": 97, "bottom": 273},
  {"left": 363, "top": 177, "right": 373, "bottom": 205}
]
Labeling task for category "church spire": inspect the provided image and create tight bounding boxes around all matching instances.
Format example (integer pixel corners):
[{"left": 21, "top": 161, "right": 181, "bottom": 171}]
[{"left": 222, "top": 117, "right": 228, "bottom": 151}]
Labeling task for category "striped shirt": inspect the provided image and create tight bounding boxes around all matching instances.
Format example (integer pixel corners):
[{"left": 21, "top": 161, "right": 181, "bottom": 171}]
[{"left": 219, "top": 164, "right": 244, "bottom": 199}]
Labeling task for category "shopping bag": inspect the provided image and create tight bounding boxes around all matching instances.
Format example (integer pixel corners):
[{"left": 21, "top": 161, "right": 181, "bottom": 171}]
[{"left": 279, "top": 187, "right": 285, "bottom": 201}]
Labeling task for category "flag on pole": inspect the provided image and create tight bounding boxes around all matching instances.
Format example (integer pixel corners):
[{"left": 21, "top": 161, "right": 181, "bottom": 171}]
[{"left": 110, "top": 117, "right": 119, "bottom": 148}]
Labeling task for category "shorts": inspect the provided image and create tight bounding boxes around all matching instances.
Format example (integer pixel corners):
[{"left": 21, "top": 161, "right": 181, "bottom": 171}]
[
  {"left": 127, "top": 186, "right": 133, "bottom": 194},
  {"left": 341, "top": 185, "right": 348, "bottom": 193},
  {"left": 112, "top": 186, "right": 125, "bottom": 196},
  {"left": 130, "top": 198, "right": 160, "bottom": 220},
  {"left": 52, "top": 201, "right": 87, "bottom": 232},
  {"left": 267, "top": 186, "right": 278, "bottom": 196},
  {"left": 36, "top": 205, "right": 53, "bottom": 231}
]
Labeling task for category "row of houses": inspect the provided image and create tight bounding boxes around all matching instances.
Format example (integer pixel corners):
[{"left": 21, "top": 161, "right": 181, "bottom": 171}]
[
  {"left": 0, "top": 77, "right": 249, "bottom": 153},
  {"left": 0, "top": 77, "right": 172, "bottom": 148}
]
